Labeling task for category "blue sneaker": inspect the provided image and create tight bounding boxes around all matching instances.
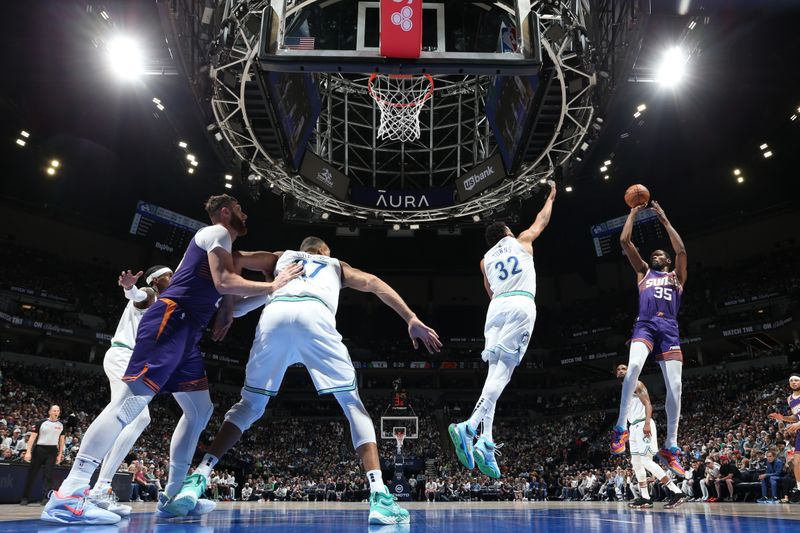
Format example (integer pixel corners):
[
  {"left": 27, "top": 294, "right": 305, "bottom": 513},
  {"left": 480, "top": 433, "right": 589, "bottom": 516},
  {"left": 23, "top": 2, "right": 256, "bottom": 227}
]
[
  {"left": 156, "top": 489, "right": 216, "bottom": 518},
  {"left": 368, "top": 487, "right": 410, "bottom": 525},
  {"left": 448, "top": 422, "right": 476, "bottom": 470},
  {"left": 41, "top": 486, "right": 121, "bottom": 525},
  {"left": 474, "top": 436, "right": 502, "bottom": 478}
]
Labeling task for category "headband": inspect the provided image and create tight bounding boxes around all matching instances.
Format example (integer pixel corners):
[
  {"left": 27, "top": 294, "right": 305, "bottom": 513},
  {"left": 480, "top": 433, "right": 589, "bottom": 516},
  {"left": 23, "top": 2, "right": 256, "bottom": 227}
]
[{"left": 146, "top": 267, "right": 173, "bottom": 285}]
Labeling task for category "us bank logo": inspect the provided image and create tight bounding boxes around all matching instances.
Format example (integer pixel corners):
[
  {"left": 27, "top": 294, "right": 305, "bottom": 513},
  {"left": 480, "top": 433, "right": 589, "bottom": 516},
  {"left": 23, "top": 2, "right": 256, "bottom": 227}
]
[
  {"left": 463, "top": 165, "right": 496, "bottom": 191},
  {"left": 316, "top": 168, "right": 334, "bottom": 187}
]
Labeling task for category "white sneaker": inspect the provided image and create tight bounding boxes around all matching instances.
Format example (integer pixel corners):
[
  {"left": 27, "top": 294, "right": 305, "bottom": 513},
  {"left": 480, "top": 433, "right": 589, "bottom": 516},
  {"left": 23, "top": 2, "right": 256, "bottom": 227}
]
[{"left": 88, "top": 487, "right": 132, "bottom": 518}]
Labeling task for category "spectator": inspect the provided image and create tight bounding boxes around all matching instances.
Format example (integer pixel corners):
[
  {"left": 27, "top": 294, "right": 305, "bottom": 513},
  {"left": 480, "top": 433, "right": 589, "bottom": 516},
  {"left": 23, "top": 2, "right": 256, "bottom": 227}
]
[
  {"left": 715, "top": 456, "right": 743, "bottom": 502},
  {"left": 757, "top": 450, "right": 784, "bottom": 503}
]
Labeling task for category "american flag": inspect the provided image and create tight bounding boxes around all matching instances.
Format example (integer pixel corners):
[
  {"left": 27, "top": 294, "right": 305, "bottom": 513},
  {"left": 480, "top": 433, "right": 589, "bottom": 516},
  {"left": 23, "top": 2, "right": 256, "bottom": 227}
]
[{"left": 284, "top": 36, "right": 315, "bottom": 50}]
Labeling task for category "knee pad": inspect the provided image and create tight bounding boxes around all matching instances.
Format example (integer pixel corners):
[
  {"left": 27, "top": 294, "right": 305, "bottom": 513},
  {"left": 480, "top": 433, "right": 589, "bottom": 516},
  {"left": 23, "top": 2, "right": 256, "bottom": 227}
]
[
  {"left": 132, "top": 406, "right": 152, "bottom": 432},
  {"left": 334, "top": 389, "right": 376, "bottom": 448},
  {"left": 117, "top": 395, "right": 150, "bottom": 425},
  {"left": 224, "top": 389, "right": 269, "bottom": 432}
]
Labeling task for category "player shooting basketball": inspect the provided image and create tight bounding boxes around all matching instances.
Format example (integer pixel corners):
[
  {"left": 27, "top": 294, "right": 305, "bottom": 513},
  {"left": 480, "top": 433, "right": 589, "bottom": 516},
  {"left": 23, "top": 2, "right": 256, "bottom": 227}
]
[{"left": 610, "top": 199, "right": 687, "bottom": 479}]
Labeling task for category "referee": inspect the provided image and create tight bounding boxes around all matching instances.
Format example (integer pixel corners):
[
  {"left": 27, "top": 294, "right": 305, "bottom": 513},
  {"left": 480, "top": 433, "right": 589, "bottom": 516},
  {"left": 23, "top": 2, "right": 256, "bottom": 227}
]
[{"left": 21, "top": 405, "right": 65, "bottom": 505}]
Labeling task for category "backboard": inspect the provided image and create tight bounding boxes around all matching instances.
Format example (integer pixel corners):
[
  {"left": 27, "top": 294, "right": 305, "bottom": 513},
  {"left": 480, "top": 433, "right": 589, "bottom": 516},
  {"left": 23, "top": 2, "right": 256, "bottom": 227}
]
[
  {"left": 260, "top": 0, "right": 541, "bottom": 75},
  {"left": 380, "top": 415, "right": 419, "bottom": 440}
]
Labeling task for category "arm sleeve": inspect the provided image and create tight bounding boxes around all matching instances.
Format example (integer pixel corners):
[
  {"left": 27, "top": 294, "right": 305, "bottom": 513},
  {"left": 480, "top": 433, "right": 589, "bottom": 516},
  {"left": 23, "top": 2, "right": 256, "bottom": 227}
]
[
  {"left": 194, "top": 225, "right": 233, "bottom": 254},
  {"left": 124, "top": 286, "right": 149, "bottom": 302}
]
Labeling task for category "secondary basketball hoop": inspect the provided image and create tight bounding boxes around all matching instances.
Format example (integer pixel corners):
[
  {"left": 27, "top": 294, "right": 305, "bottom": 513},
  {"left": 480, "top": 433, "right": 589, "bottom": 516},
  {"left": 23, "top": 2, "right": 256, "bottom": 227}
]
[
  {"left": 368, "top": 73, "right": 434, "bottom": 143},
  {"left": 393, "top": 427, "right": 406, "bottom": 452}
]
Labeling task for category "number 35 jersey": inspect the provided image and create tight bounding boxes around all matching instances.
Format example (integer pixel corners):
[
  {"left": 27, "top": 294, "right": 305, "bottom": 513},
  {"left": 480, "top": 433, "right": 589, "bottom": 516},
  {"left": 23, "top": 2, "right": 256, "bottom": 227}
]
[
  {"left": 637, "top": 269, "right": 682, "bottom": 321},
  {"left": 269, "top": 250, "right": 342, "bottom": 315},
  {"left": 483, "top": 236, "right": 536, "bottom": 299}
]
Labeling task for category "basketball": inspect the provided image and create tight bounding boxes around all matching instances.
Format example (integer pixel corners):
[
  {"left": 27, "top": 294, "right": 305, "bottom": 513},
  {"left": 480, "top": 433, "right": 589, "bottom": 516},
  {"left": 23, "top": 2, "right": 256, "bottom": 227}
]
[{"left": 624, "top": 184, "right": 650, "bottom": 208}]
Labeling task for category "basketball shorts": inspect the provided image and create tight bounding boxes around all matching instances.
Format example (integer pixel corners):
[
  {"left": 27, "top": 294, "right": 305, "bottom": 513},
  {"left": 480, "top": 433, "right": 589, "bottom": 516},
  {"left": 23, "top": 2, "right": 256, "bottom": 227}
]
[
  {"left": 122, "top": 298, "right": 208, "bottom": 394},
  {"left": 631, "top": 317, "right": 683, "bottom": 362},
  {"left": 481, "top": 295, "right": 536, "bottom": 366},
  {"left": 243, "top": 299, "right": 356, "bottom": 396},
  {"left": 628, "top": 418, "right": 658, "bottom": 457}
]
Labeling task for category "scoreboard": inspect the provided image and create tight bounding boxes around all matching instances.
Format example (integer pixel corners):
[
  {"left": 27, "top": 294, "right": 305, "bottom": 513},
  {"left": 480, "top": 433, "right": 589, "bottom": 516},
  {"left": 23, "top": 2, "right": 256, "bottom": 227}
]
[
  {"left": 590, "top": 209, "right": 664, "bottom": 258},
  {"left": 129, "top": 201, "right": 206, "bottom": 255}
]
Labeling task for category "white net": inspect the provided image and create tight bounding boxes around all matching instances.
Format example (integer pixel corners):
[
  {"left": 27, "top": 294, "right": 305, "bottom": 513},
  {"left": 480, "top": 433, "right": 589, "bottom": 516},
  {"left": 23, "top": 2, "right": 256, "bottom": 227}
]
[{"left": 368, "top": 73, "right": 434, "bottom": 143}]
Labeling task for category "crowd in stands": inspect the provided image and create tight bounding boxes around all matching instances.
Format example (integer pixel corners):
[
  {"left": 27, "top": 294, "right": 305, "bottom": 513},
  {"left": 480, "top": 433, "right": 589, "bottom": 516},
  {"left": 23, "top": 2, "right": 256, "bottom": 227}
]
[{"left": 3, "top": 357, "right": 800, "bottom": 504}]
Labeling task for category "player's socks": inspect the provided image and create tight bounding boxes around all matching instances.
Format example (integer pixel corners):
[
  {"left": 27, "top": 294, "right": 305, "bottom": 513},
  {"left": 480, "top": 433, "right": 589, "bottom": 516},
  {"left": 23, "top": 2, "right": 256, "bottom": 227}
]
[
  {"left": 59, "top": 455, "right": 101, "bottom": 496},
  {"left": 194, "top": 453, "right": 219, "bottom": 480},
  {"left": 663, "top": 481, "right": 681, "bottom": 494},
  {"left": 367, "top": 470, "right": 385, "bottom": 493},
  {"left": 639, "top": 485, "right": 649, "bottom": 500}
]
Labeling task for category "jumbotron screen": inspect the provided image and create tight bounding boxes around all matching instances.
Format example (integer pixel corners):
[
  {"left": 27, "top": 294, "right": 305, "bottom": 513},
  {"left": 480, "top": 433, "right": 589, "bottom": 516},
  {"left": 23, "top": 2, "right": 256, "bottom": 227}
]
[
  {"left": 484, "top": 75, "right": 539, "bottom": 171},
  {"left": 129, "top": 201, "right": 206, "bottom": 255}
]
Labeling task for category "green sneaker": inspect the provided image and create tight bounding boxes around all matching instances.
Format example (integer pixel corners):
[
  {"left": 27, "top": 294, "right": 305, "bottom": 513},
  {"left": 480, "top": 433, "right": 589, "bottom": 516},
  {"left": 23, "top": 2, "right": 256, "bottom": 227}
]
[
  {"left": 368, "top": 488, "right": 410, "bottom": 525},
  {"left": 161, "top": 473, "right": 207, "bottom": 517},
  {"left": 473, "top": 436, "right": 502, "bottom": 479}
]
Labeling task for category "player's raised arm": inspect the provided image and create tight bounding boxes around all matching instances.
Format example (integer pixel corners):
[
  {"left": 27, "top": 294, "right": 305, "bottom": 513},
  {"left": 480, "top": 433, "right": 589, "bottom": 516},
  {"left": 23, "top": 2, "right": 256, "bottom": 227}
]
[
  {"left": 619, "top": 205, "right": 648, "bottom": 279},
  {"left": 233, "top": 250, "right": 283, "bottom": 277},
  {"left": 208, "top": 248, "right": 302, "bottom": 298},
  {"left": 341, "top": 262, "right": 442, "bottom": 353},
  {"left": 517, "top": 180, "right": 557, "bottom": 253},
  {"left": 651, "top": 201, "right": 687, "bottom": 286},
  {"left": 118, "top": 270, "right": 156, "bottom": 309}
]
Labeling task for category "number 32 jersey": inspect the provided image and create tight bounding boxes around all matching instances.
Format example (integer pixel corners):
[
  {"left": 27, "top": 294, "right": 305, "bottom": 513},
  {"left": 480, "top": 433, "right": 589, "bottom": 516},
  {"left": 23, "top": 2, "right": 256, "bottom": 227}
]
[
  {"left": 637, "top": 269, "right": 682, "bottom": 321},
  {"left": 483, "top": 236, "right": 536, "bottom": 298}
]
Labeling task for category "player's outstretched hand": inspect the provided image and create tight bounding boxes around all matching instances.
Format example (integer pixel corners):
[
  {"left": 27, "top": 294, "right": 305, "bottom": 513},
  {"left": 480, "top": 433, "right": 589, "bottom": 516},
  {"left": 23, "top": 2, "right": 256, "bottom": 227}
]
[
  {"left": 651, "top": 200, "right": 668, "bottom": 224},
  {"left": 630, "top": 203, "right": 647, "bottom": 214},
  {"left": 408, "top": 317, "right": 442, "bottom": 354},
  {"left": 546, "top": 179, "right": 557, "bottom": 200},
  {"left": 271, "top": 263, "right": 304, "bottom": 291},
  {"left": 118, "top": 270, "right": 144, "bottom": 289}
]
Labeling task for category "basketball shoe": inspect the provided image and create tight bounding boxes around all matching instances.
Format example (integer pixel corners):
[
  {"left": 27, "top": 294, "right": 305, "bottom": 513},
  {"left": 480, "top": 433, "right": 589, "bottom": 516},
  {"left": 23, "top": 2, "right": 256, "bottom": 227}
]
[
  {"left": 657, "top": 447, "right": 685, "bottom": 477},
  {"left": 664, "top": 491, "right": 688, "bottom": 509},
  {"left": 87, "top": 486, "right": 132, "bottom": 517},
  {"left": 368, "top": 486, "right": 410, "bottom": 525},
  {"left": 159, "top": 473, "right": 215, "bottom": 517},
  {"left": 627, "top": 497, "right": 653, "bottom": 509},
  {"left": 473, "top": 436, "right": 502, "bottom": 478},
  {"left": 610, "top": 426, "right": 629, "bottom": 455},
  {"left": 156, "top": 491, "right": 217, "bottom": 518},
  {"left": 448, "top": 422, "right": 476, "bottom": 469},
  {"left": 41, "top": 486, "right": 121, "bottom": 525}
]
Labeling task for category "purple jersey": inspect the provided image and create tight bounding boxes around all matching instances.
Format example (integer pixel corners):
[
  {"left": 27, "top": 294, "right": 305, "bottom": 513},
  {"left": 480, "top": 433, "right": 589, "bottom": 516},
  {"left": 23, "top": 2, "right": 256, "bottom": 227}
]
[
  {"left": 160, "top": 226, "right": 231, "bottom": 325},
  {"left": 637, "top": 270, "right": 682, "bottom": 321}
]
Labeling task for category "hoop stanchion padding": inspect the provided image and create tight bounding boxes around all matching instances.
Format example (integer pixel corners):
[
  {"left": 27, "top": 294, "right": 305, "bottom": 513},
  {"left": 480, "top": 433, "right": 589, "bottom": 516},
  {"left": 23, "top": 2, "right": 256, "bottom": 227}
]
[{"left": 368, "top": 73, "right": 434, "bottom": 142}]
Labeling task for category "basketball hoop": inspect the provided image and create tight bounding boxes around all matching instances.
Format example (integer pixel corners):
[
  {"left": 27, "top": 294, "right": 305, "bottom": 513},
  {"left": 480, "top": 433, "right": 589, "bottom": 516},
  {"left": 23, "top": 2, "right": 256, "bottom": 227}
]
[
  {"left": 368, "top": 73, "right": 434, "bottom": 142},
  {"left": 393, "top": 428, "right": 406, "bottom": 452}
]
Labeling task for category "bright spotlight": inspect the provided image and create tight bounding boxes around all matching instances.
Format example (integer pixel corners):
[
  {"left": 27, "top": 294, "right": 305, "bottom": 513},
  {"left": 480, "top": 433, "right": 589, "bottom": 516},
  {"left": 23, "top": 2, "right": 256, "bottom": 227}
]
[
  {"left": 321, "top": 212, "right": 330, "bottom": 220},
  {"left": 565, "top": 186, "right": 573, "bottom": 192},
  {"left": 656, "top": 47, "right": 688, "bottom": 87},
  {"left": 50, "top": 159, "right": 60, "bottom": 168},
  {"left": 178, "top": 141, "right": 187, "bottom": 148},
  {"left": 603, "top": 175, "right": 610, "bottom": 180},
  {"left": 107, "top": 37, "right": 144, "bottom": 80},
  {"left": 15, "top": 138, "right": 26, "bottom": 147},
  {"left": 759, "top": 143, "right": 768, "bottom": 150},
  {"left": 633, "top": 111, "right": 642, "bottom": 118},
  {"left": 600, "top": 166, "right": 607, "bottom": 173},
  {"left": 763, "top": 150, "right": 773, "bottom": 158},
  {"left": 472, "top": 214, "right": 481, "bottom": 222},
  {"left": 188, "top": 167, "right": 195, "bottom": 174},
  {"left": 187, "top": 154, "right": 196, "bottom": 161},
  {"left": 733, "top": 169, "right": 741, "bottom": 176},
  {"left": 392, "top": 224, "right": 401, "bottom": 231},
  {"left": 792, "top": 114, "right": 797, "bottom": 121},
  {"left": 190, "top": 160, "right": 198, "bottom": 167},
  {"left": 737, "top": 176, "right": 744, "bottom": 184},
  {"left": 604, "top": 160, "right": 611, "bottom": 166},
  {"left": 46, "top": 167, "right": 56, "bottom": 176},
  {"left": 224, "top": 174, "right": 233, "bottom": 181},
  {"left": 224, "top": 182, "right": 233, "bottom": 189},
  {"left": 637, "top": 104, "right": 647, "bottom": 112},
  {"left": 409, "top": 224, "right": 420, "bottom": 230},
  {"left": 20, "top": 130, "right": 30, "bottom": 138}
]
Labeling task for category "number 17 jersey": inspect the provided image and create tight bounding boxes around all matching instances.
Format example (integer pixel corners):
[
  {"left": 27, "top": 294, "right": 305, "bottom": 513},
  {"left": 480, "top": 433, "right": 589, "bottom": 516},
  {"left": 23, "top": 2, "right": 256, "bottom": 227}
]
[{"left": 483, "top": 236, "right": 536, "bottom": 299}]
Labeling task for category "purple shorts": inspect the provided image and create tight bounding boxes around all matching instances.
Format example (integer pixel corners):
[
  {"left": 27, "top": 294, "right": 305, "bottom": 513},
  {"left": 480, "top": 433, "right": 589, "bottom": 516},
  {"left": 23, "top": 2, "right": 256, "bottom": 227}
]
[
  {"left": 631, "top": 317, "right": 683, "bottom": 362},
  {"left": 122, "top": 298, "right": 208, "bottom": 393}
]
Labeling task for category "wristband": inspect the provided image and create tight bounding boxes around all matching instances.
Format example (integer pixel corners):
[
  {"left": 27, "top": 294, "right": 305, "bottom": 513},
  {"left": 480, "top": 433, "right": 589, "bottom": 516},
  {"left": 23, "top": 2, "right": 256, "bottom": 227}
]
[{"left": 124, "top": 286, "right": 149, "bottom": 302}]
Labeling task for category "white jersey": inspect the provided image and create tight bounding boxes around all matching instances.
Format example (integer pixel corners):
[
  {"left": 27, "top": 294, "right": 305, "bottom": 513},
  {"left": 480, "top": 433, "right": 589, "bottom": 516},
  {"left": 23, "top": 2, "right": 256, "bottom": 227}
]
[
  {"left": 110, "top": 299, "right": 146, "bottom": 349},
  {"left": 269, "top": 251, "right": 342, "bottom": 314},
  {"left": 483, "top": 236, "right": 536, "bottom": 298},
  {"left": 626, "top": 386, "right": 646, "bottom": 424}
]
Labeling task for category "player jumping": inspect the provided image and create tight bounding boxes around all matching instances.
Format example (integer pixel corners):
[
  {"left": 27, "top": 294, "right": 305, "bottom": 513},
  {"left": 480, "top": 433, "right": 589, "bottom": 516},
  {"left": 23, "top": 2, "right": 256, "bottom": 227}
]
[
  {"left": 615, "top": 363, "right": 688, "bottom": 509},
  {"left": 611, "top": 201, "right": 687, "bottom": 478},
  {"left": 87, "top": 265, "right": 173, "bottom": 517},
  {"left": 41, "top": 195, "right": 302, "bottom": 525},
  {"left": 449, "top": 180, "right": 556, "bottom": 479},
  {"left": 768, "top": 373, "right": 800, "bottom": 499},
  {"left": 165, "top": 236, "right": 441, "bottom": 525}
]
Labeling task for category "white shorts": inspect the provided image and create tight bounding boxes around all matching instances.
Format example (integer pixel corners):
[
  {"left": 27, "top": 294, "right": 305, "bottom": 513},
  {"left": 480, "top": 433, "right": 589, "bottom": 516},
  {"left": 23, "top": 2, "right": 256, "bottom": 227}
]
[
  {"left": 482, "top": 295, "right": 536, "bottom": 365},
  {"left": 629, "top": 419, "right": 658, "bottom": 457},
  {"left": 103, "top": 345, "right": 134, "bottom": 397},
  {"left": 244, "top": 299, "right": 356, "bottom": 396}
]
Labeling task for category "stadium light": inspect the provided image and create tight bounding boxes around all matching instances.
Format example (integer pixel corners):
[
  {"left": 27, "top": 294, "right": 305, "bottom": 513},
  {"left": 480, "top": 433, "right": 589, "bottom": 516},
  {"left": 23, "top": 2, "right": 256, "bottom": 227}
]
[
  {"left": 759, "top": 143, "right": 768, "bottom": 150},
  {"left": 792, "top": 114, "right": 797, "bottom": 121},
  {"left": 50, "top": 159, "right": 60, "bottom": 168},
  {"left": 600, "top": 166, "right": 608, "bottom": 173},
  {"left": 152, "top": 97, "right": 161, "bottom": 104},
  {"left": 224, "top": 174, "right": 233, "bottom": 181},
  {"left": 190, "top": 160, "right": 198, "bottom": 167},
  {"left": 763, "top": 150, "right": 773, "bottom": 158},
  {"left": 107, "top": 37, "right": 144, "bottom": 80},
  {"left": 20, "top": 130, "right": 30, "bottom": 138},
  {"left": 392, "top": 224, "right": 401, "bottom": 231},
  {"left": 46, "top": 167, "right": 56, "bottom": 176},
  {"left": 187, "top": 167, "right": 195, "bottom": 174},
  {"left": 737, "top": 176, "right": 744, "bottom": 183},
  {"left": 733, "top": 169, "right": 741, "bottom": 176},
  {"left": 156, "top": 104, "right": 165, "bottom": 111},
  {"left": 565, "top": 186, "right": 573, "bottom": 192},
  {"left": 224, "top": 183, "right": 233, "bottom": 189},
  {"left": 409, "top": 224, "right": 420, "bottom": 230},
  {"left": 603, "top": 175, "right": 610, "bottom": 180},
  {"left": 100, "top": 10, "right": 110, "bottom": 20},
  {"left": 321, "top": 212, "right": 330, "bottom": 220},
  {"left": 178, "top": 141, "right": 187, "bottom": 148},
  {"left": 472, "top": 214, "right": 481, "bottom": 222},
  {"left": 604, "top": 160, "right": 611, "bottom": 166},
  {"left": 637, "top": 104, "right": 647, "bottom": 112},
  {"left": 15, "top": 138, "right": 26, "bottom": 147},
  {"left": 655, "top": 47, "right": 688, "bottom": 87},
  {"left": 187, "top": 154, "right": 196, "bottom": 161}
]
